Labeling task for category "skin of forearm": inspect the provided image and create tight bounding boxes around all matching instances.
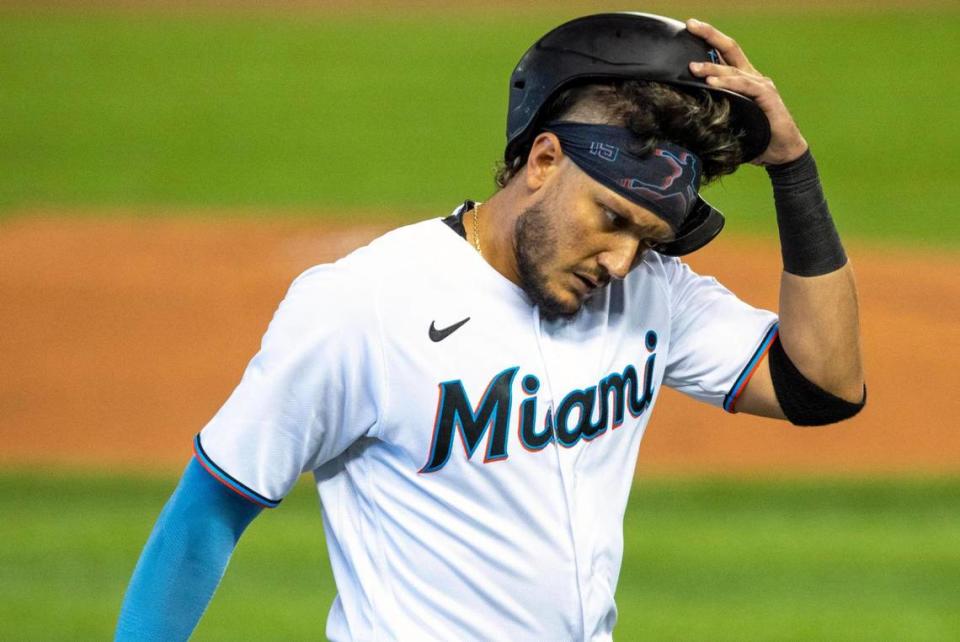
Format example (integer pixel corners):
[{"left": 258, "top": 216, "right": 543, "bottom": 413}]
[{"left": 777, "top": 262, "right": 865, "bottom": 403}]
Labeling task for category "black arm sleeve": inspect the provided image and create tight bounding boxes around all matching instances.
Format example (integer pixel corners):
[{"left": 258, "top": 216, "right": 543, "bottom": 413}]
[{"left": 768, "top": 335, "right": 866, "bottom": 426}]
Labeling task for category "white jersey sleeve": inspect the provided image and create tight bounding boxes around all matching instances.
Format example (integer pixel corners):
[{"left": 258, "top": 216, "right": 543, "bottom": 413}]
[
  {"left": 195, "top": 261, "right": 385, "bottom": 506},
  {"left": 661, "top": 256, "right": 779, "bottom": 411}
]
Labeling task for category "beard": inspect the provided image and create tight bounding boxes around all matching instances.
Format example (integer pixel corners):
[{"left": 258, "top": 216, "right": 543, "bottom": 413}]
[{"left": 513, "top": 202, "right": 577, "bottom": 321}]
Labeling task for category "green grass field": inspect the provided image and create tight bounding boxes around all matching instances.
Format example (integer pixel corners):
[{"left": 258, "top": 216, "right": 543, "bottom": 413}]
[
  {"left": 3, "top": 471, "right": 959, "bottom": 640},
  {"left": 2, "top": 10, "right": 959, "bottom": 245}
]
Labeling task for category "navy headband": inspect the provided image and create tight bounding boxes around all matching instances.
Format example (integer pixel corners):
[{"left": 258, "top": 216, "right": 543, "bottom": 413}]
[{"left": 543, "top": 121, "right": 703, "bottom": 232}]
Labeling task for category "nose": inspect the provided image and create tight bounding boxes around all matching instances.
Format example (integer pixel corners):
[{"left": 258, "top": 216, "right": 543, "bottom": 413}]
[{"left": 597, "top": 235, "right": 641, "bottom": 280}]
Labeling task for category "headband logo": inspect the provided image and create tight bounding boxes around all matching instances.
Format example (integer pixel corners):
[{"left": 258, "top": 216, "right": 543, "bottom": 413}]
[
  {"left": 619, "top": 148, "right": 699, "bottom": 214},
  {"left": 589, "top": 141, "right": 619, "bottom": 162},
  {"left": 544, "top": 122, "right": 703, "bottom": 229}
]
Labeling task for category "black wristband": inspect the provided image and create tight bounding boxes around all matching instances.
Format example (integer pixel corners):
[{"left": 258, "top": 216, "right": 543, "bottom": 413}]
[{"left": 766, "top": 150, "right": 847, "bottom": 277}]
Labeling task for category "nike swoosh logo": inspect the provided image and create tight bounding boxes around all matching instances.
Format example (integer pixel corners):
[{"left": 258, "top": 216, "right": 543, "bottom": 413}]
[{"left": 429, "top": 317, "right": 471, "bottom": 342}]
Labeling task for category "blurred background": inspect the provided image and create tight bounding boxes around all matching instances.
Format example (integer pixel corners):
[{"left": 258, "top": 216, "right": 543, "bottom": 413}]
[{"left": 1, "top": 1, "right": 958, "bottom": 639}]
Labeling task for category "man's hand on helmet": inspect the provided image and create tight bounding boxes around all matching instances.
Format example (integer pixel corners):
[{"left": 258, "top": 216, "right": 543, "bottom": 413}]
[{"left": 685, "top": 18, "right": 808, "bottom": 166}]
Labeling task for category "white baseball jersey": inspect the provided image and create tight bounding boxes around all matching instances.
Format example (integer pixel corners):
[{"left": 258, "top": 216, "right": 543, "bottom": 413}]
[{"left": 197, "top": 202, "right": 778, "bottom": 641}]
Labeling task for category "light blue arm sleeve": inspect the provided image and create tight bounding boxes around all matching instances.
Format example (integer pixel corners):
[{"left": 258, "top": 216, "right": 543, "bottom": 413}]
[{"left": 115, "top": 457, "right": 264, "bottom": 641}]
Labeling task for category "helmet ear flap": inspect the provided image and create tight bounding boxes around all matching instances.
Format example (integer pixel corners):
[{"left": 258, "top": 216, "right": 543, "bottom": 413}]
[{"left": 653, "top": 198, "right": 725, "bottom": 257}]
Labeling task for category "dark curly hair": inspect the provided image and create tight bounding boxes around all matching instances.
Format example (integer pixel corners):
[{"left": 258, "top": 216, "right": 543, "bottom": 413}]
[{"left": 495, "top": 80, "right": 744, "bottom": 189}]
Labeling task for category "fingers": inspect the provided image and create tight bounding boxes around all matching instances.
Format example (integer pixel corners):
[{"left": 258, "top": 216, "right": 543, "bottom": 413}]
[
  {"left": 689, "top": 60, "right": 770, "bottom": 98},
  {"left": 685, "top": 18, "right": 808, "bottom": 166},
  {"left": 689, "top": 61, "right": 740, "bottom": 78},
  {"left": 702, "top": 72, "right": 772, "bottom": 102},
  {"left": 686, "top": 18, "right": 757, "bottom": 74}
]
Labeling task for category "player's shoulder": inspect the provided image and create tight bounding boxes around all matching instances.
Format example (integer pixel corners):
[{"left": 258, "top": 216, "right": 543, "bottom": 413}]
[
  {"left": 292, "top": 219, "right": 441, "bottom": 280},
  {"left": 352, "top": 218, "right": 449, "bottom": 261},
  {"left": 283, "top": 218, "right": 450, "bottom": 307},
  {"left": 254, "top": 219, "right": 451, "bottom": 359},
  {"left": 331, "top": 218, "right": 448, "bottom": 271}
]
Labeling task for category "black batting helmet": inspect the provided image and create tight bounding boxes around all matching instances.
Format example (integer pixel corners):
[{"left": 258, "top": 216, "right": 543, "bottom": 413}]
[
  {"left": 504, "top": 12, "right": 772, "bottom": 256},
  {"left": 506, "top": 12, "right": 771, "bottom": 163}
]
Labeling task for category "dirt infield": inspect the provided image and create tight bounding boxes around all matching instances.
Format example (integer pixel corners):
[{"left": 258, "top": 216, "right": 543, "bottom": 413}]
[{"left": 1, "top": 213, "right": 956, "bottom": 475}]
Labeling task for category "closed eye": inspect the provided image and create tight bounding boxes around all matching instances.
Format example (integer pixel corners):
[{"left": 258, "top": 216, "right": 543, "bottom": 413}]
[
  {"left": 605, "top": 209, "right": 661, "bottom": 243},
  {"left": 603, "top": 208, "right": 630, "bottom": 229},
  {"left": 601, "top": 203, "right": 672, "bottom": 251}
]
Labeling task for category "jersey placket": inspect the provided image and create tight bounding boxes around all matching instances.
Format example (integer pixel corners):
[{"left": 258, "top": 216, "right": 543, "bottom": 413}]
[{"left": 530, "top": 304, "right": 591, "bottom": 640}]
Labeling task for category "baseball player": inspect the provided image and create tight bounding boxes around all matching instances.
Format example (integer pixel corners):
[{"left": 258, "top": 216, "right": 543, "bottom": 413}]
[{"left": 116, "top": 13, "right": 865, "bottom": 641}]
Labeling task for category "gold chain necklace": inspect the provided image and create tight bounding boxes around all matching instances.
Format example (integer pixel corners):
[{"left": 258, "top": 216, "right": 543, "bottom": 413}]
[{"left": 472, "top": 202, "right": 483, "bottom": 258}]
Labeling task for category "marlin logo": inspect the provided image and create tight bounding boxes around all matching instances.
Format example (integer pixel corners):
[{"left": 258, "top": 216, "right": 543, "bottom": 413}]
[
  {"left": 420, "top": 331, "right": 659, "bottom": 473},
  {"left": 619, "top": 148, "right": 700, "bottom": 215},
  {"left": 620, "top": 148, "right": 697, "bottom": 192}
]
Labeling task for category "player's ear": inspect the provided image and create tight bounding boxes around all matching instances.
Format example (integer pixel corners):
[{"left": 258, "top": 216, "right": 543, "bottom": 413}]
[{"left": 524, "top": 132, "right": 564, "bottom": 191}]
